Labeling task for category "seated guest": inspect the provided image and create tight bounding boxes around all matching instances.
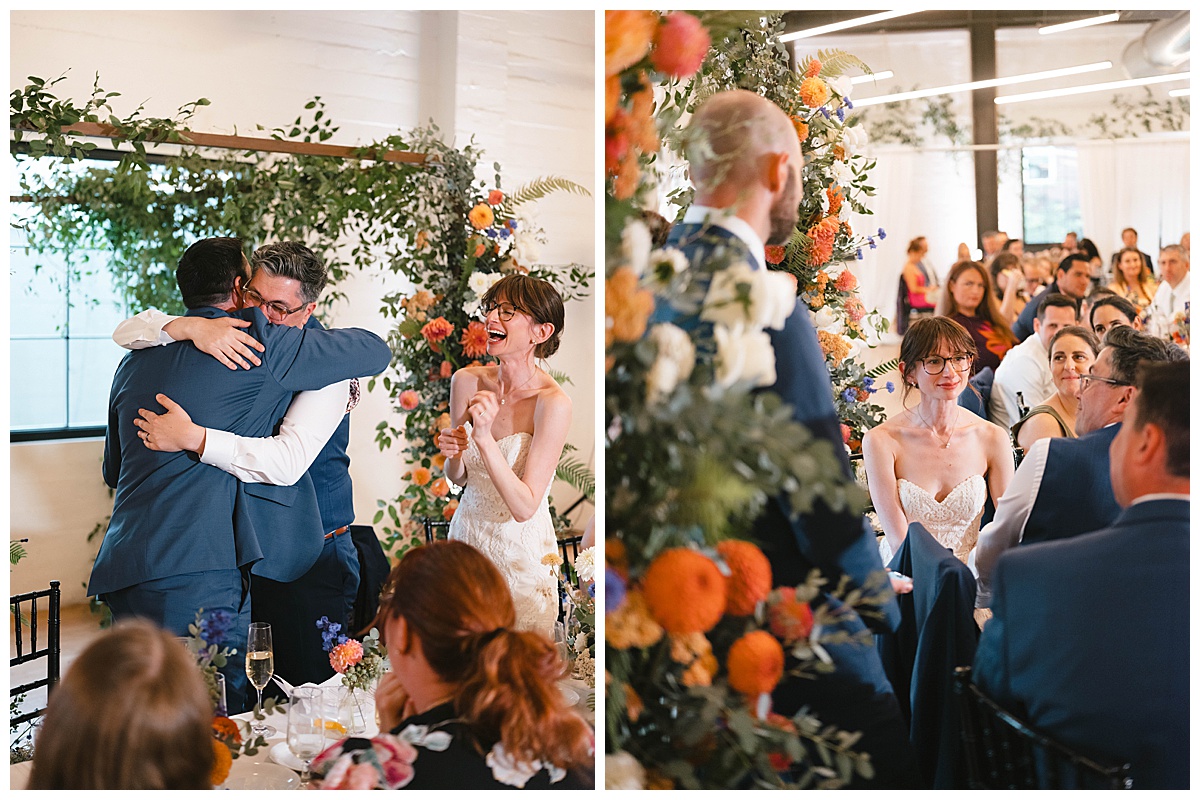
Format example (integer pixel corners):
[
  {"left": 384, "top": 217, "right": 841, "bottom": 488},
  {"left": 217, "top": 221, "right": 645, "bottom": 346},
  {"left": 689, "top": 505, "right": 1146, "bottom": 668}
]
[
  {"left": 1079, "top": 287, "right": 1114, "bottom": 334},
  {"left": 1012, "top": 254, "right": 1091, "bottom": 342},
  {"left": 938, "top": 260, "right": 1017, "bottom": 374},
  {"left": 28, "top": 620, "right": 214, "bottom": 790},
  {"left": 973, "top": 361, "right": 1189, "bottom": 789},
  {"left": 898, "top": 236, "right": 937, "bottom": 334},
  {"left": 314, "top": 540, "right": 593, "bottom": 789},
  {"left": 1000, "top": 237, "right": 1023, "bottom": 258},
  {"left": 1087, "top": 292, "right": 1141, "bottom": 338},
  {"left": 1109, "top": 226, "right": 1154, "bottom": 275},
  {"left": 989, "top": 252, "right": 1026, "bottom": 326},
  {"left": 1061, "top": 231, "right": 1079, "bottom": 254},
  {"left": 988, "top": 293, "right": 1078, "bottom": 429},
  {"left": 1144, "top": 244, "right": 1190, "bottom": 340},
  {"left": 1010, "top": 326, "right": 1099, "bottom": 451},
  {"left": 1107, "top": 247, "right": 1157, "bottom": 311},
  {"left": 974, "top": 326, "right": 1185, "bottom": 609},
  {"left": 1078, "top": 237, "right": 1104, "bottom": 290}
]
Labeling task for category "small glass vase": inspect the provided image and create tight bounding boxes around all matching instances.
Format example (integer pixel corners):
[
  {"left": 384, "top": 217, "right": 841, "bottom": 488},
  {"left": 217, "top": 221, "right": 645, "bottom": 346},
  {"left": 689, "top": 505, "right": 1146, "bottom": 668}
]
[{"left": 339, "top": 684, "right": 375, "bottom": 737}]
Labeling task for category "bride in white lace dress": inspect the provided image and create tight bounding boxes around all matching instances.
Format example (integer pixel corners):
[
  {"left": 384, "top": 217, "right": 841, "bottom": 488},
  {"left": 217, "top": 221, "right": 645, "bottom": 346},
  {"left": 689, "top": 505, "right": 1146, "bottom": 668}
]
[
  {"left": 436, "top": 275, "right": 571, "bottom": 638},
  {"left": 863, "top": 317, "right": 1014, "bottom": 573}
]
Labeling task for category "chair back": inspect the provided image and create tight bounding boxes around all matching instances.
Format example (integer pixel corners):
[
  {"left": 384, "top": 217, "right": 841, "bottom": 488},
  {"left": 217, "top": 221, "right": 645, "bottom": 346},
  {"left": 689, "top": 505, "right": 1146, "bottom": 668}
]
[
  {"left": 10, "top": 580, "right": 62, "bottom": 727},
  {"left": 422, "top": 518, "right": 450, "bottom": 544},
  {"left": 957, "top": 366, "right": 994, "bottom": 419},
  {"left": 953, "top": 666, "right": 1132, "bottom": 789}
]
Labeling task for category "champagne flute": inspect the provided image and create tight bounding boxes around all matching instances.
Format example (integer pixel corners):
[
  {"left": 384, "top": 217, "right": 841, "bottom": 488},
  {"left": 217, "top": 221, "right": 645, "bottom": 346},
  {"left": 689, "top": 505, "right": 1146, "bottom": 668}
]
[
  {"left": 246, "top": 622, "right": 276, "bottom": 736},
  {"left": 287, "top": 687, "right": 325, "bottom": 786}
]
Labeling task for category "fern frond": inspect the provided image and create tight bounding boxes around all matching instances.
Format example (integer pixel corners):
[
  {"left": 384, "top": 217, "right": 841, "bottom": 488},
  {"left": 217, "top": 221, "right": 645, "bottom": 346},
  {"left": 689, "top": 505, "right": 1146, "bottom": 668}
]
[
  {"left": 555, "top": 456, "right": 595, "bottom": 503},
  {"left": 816, "top": 49, "right": 873, "bottom": 80},
  {"left": 692, "top": 11, "right": 766, "bottom": 43},
  {"left": 10, "top": 540, "right": 27, "bottom": 566},
  {"left": 867, "top": 357, "right": 900, "bottom": 379},
  {"left": 503, "top": 177, "right": 589, "bottom": 214},
  {"left": 546, "top": 368, "right": 573, "bottom": 386}
]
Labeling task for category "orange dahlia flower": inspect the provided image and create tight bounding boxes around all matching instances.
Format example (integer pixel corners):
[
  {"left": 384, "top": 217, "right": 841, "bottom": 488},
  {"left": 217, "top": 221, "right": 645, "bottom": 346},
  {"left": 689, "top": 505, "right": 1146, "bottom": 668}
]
[
  {"left": 442, "top": 498, "right": 459, "bottom": 521},
  {"left": 469, "top": 203, "right": 494, "bottom": 230},
  {"left": 210, "top": 740, "right": 233, "bottom": 786},
  {"left": 420, "top": 316, "right": 454, "bottom": 344},
  {"left": 487, "top": 190, "right": 504, "bottom": 206},
  {"left": 606, "top": 267, "right": 654, "bottom": 346},
  {"left": 799, "top": 76, "right": 831, "bottom": 109},
  {"left": 461, "top": 320, "right": 489, "bottom": 359},
  {"left": 211, "top": 716, "right": 242, "bottom": 745},
  {"left": 826, "top": 185, "right": 844, "bottom": 217},
  {"left": 650, "top": 12, "right": 710, "bottom": 79},
  {"left": 767, "top": 587, "right": 815, "bottom": 642},
  {"left": 790, "top": 115, "right": 809, "bottom": 143},
  {"left": 430, "top": 477, "right": 450, "bottom": 498},
  {"left": 835, "top": 269, "right": 858, "bottom": 293},
  {"left": 807, "top": 217, "right": 839, "bottom": 266},
  {"left": 410, "top": 466, "right": 432, "bottom": 486},
  {"left": 726, "top": 630, "right": 785, "bottom": 696},
  {"left": 640, "top": 548, "right": 727, "bottom": 634},
  {"left": 399, "top": 390, "right": 420, "bottom": 411},
  {"left": 606, "top": 10, "right": 657, "bottom": 76},
  {"left": 330, "top": 639, "right": 364, "bottom": 673},
  {"left": 431, "top": 453, "right": 446, "bottom": 471},
  {"left": 804, "top": 57, "right": 822, "bottom": 78},
  {"left": 716, "top": 540, "right": 772, "bottom": 616},
  {"left": 764, "top": 244, "right": 786, "bottom": 265}
]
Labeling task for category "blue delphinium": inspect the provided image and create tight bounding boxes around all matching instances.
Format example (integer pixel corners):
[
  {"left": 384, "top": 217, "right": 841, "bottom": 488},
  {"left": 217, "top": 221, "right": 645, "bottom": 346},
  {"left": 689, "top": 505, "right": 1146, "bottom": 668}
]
[
  {"left": 836, "top": 107, "right": 845, "bottom": 122},
  {"left": 857, "top": 248, "right": 864, "bottom": 260},
  {"left": 841, "top": 387, "right": 857, "bottom": 403},
  {"left": 316, "top": 616, "right": 349, "bottom": 653},
  {"left": 605, "top": 568, "right": 626, "bottom": 614},
  {"left": 862, "top": 376, "right": 875, "bottom": 392},
  {"left": 877, "top": 228, "right": 887, "bottom": 239},
  {"left": 886, "top": 381, "right": 896, "bottom": 394},
  {"left": 198, "top": 609, "right": 234, "bottom": 647}
]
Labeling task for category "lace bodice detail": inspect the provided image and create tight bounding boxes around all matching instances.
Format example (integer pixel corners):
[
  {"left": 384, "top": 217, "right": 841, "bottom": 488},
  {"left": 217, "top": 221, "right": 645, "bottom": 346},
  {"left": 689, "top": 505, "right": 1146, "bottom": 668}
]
[
  {"left": 448, "top": 424, "right": 558, "bottom": 637},
  {"left": 881, "top": 475, "right": 987, "bottom": 566}
]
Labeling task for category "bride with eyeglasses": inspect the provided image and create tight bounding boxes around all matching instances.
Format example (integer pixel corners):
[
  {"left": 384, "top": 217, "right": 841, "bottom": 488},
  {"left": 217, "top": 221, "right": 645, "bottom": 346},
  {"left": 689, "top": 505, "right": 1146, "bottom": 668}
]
[
  {"left": 435, "top": 274, "right": 570, "bottom": 639},
  {"left": 862, "top": 317, "right": 1014, "bottom": 574}
]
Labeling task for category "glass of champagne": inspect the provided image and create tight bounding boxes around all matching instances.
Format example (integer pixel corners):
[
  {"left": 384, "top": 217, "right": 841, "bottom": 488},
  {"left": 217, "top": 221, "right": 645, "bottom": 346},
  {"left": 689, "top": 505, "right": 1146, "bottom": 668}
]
[
  {"left": 287, "top": 687, "right": 325, "bottom": 786},
  {"left": 246, "top": 622, "right": 276, "bottom": 736}
]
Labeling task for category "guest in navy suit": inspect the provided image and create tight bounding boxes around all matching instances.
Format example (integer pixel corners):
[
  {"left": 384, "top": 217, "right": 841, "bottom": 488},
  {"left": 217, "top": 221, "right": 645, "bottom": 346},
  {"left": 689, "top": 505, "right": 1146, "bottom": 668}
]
[
  {"left": 973, "top": 325, "right": 1184, "bottom": 608},
  {"left": 655, "top": 89, "right": 917, "bottom": 787},
  {"left": 1011, "top": 254, "right": 1091, "bottom": 342},
  {"left": 974, "top": 360, "right": 1189, "bottom": 788},
  {"left": 90, "top": 238, "right": 392, "bottom": 711}
]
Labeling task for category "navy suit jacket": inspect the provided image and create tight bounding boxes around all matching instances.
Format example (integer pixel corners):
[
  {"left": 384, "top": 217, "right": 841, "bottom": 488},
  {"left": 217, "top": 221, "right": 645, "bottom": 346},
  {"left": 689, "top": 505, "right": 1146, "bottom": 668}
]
[
  {"left": 974, "top": 499, "right": 1189, "bottom": 789},
  {"left": 302, "top": 316, "right": 357, "bottom": 533},
  {"left": 90, "top": 306, "right": 392, "bottom": 596},
  {"left": 1022, "top": 424, "right": 1121, "bottom": 546}
]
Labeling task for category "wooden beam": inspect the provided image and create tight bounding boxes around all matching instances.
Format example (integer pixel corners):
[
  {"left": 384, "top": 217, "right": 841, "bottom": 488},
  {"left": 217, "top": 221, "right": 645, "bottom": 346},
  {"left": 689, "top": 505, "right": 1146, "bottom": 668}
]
[
  {"left": 970, "top": 18, "right": 1000, "bottom": 250},
  {"left": 14, "top": 121, "right": 434, "bottom": 165}
]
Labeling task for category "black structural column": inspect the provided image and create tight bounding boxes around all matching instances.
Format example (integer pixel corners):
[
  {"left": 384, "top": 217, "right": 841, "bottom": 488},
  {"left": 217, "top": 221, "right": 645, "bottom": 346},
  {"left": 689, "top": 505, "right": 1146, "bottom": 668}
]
[{"left": 970, "top": 15, "right": 999, "bottom": 251}]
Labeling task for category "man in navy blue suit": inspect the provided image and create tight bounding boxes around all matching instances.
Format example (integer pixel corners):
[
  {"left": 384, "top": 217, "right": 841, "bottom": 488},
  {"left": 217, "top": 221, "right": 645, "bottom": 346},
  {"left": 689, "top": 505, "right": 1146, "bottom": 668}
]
[
  {"left": 1011, "top": 254, "right": 1091, "bottom": 342},
  {"left": 90, "top": 238, "right": 392, "bottom": 711},
  {"left": 658, "top": 89, "right": 916, "bottom": 787},
  {"left": 973, "top": 360, "right": 1189, "bottom": 788}
]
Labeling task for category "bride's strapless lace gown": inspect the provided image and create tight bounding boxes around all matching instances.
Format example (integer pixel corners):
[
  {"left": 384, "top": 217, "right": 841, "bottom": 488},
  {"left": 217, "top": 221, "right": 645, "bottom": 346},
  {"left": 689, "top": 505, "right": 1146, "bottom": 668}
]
[
  {"left": 879, "top": 475, "right": 987, "bottom": 566},
  {"left": 448, "top": 424, "right": 559, "bottom": 638}
]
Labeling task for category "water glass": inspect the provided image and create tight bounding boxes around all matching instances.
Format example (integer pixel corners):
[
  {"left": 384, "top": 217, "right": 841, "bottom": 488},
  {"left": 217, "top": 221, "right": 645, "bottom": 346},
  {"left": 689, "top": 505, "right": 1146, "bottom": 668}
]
[{"left": 287, "top": 687, "right": 325, "bottom": 787}]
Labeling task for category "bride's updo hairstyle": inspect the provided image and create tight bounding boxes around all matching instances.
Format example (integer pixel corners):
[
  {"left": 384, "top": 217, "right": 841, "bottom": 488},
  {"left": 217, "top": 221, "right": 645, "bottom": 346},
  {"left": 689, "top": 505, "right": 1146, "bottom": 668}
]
[
  {"left": 375, "top": 541, "right": 592, "bottom": 777},
  {"left": 481, "top": 274, "right": 565, "bottom": 358},
  {"left": 898, "top": 316, "right": 978, "bottom": 404}
]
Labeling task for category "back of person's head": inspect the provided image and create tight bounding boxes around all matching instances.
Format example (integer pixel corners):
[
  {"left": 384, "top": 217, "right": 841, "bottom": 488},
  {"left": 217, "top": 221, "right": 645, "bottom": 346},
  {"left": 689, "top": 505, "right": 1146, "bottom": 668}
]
[
  {"left": 28, "top": 620, "right": 213, "bottom": 790},
  {"left": 1057, "top": 252, "right": 1090, "bottom": 276},
  {"left": 1102, "top": 324, "right": 1184, "bottom": 385},
  {"left": 898, "top": 315, "right": 977, "bottom": 400},
  {"left": 990, "top": 251, "right": 1020, "bottom": 283},
  {"left": 1131, "top": 361, "right": 1189, "bottom": 478},
  {"left": 1001, "top": 238, "right": 1021, "bottom": 251},
  {"left": 481, "top": 274, "right": 565, "bottom": 358},
  {"left": 176, "top": 237, "right": 248, "bottom": 309},
  {"left": 1078, "top": 237, "right": 1101, "bottom": 261},
  {"left": 907, "top": 236, "right": 926, "bottom": 255},
  {"left": 1036, "top": 292, "right": 1078, "bottom": 322},
  {"left": 376, "top": 541, "right": 591, "bottom": 774},
  {"left": 685, "top": 90, "right": 794, "bottom": 193},
  {"left": 251, "top": 241, "right": 327, "bottom": 304}
]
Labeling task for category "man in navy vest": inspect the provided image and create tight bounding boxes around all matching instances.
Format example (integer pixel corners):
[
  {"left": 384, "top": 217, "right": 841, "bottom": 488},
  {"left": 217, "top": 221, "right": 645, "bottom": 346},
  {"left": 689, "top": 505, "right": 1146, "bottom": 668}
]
[
  {"left": 973, "top": 360, "right": 1189, "bottom": 788},
  {"left": 973, "top": 325, "right": 1185, "bottom": 609},
  {"left": 655, "top": 89, "right": 917, "bottom": 788},
  {"left": 91, "top": 238, "right": 392, "bottom": 712}
]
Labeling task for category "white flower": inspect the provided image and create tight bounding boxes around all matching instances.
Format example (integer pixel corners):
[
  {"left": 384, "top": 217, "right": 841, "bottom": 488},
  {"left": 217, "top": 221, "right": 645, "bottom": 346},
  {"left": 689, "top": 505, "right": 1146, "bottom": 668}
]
[
  {"left": 812, "top": 305, "right": 844, "bottom": 335},
  {"left": 462, "top": 297, "right": 482, "bottom": 318},
  {"left": 759, "top": 270, "right": 798, "bottom": 330},
  {"left": 646, "top": 323, "right": 696, "bottom": 403},
  {"left": 713, "top": 323, "right": 776, "bottom": 389},
  {"left": 574, "top": 546, "right": 596, "bottom": 583},
  {"left": 648, "top": 247, "right": 688, "bottom": 280},
  {"left": 701, "top": 260, "right": 791, "bottom": 331},
  {"left": 843, "top": 334, "right": 863, "bottom": 361},
  {"left": 573, "top": 631, "right": 588, "bottom": 654},
  {"left": 468, "top": 270, "right": 492, "bottom": 296},
  {"left": 819, "top": 188, "right": 831, "bottom": 214},
  {"left": 843, "top": 123, "right": 869, "bottom": 152},
  {"left": 827, "top": 74, "right": 853, "bottom": 100},
  {"left": 486, "top": 743, "right": 544, "bottom": 788},
  {"left": 831, "top": 159, "right": 854, "bottom": 185},
  {"left": 605, "top": 752, "right": 647, "bottom": 790},
  {"left": 622, "top": 219, "right": 652, "bottom": 277}
]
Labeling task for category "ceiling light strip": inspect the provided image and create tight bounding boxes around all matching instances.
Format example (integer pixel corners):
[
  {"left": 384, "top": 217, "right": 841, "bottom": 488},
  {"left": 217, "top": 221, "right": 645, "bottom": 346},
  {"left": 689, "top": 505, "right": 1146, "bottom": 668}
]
[
  {"left": 853, "top": 61, "right": 1113, "bottom": 107},
  {"left": 1038, "top": 12, "right": 1122, "bottom": 35},
  {"left": 850, "top": 70, "right": 895, "bottom": 84},
  {"left": 780, "top": 10, "right": 924, "bottom": 42},
  {"left": 1168, "top": 87, "right": 1191, "bottom": 97},
  {"left": 995, "top": 72, "right": 1190, "bottom": 104}
]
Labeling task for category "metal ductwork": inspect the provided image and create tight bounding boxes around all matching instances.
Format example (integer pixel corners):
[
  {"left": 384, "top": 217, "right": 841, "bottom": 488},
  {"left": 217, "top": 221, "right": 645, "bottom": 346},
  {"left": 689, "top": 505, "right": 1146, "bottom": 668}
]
[{"left": 1121, "top": 11, "right": 1190, "bottom": 78}]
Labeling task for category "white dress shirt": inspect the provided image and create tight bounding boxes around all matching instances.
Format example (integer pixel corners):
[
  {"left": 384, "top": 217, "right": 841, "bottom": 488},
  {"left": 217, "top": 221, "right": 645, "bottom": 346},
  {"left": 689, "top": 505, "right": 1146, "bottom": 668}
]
[
  {"left": 1145, "top": 272, "right": 1190, "bottom": 339},
  {"left": 112, "top": 309, "right": 349, "bottom": 485},
  {"left": 682, "top": 205, "right": 767, "bottom": 271},
  {"left": 988, "top": 332, "right": 1053, "bottom": 430}
]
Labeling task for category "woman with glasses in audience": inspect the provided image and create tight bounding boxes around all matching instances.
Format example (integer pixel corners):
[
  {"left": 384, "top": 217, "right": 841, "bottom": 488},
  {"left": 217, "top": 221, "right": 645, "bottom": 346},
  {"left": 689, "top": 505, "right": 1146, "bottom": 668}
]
[
  {"left": 436, "top": 275, "right": 569, "bottom": 640},
  {"left": 1010, "top": 326, "right": 1100, "bottom": 452},
  {"left": 938, "top": 260, "right": 1017, "bottom": 374},
  {"left": 863, "top": 317, "right": 1015, "bottom": 570}
]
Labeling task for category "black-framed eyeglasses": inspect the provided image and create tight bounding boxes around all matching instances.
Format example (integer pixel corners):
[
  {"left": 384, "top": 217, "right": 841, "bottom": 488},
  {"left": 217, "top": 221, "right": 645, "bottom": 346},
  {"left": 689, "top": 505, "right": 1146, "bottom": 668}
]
[
  {"left": 480, "top": 301, "right": 524, "bottom": 321},
  {"left": 242, "top": 286, "right": 308, "bottom": 320},
  {"left": 920, "top": 354, "right": 972, "bottom": 375},
  {"left": 1080, "top": 373, "right": 1131, "bottom": 390}
]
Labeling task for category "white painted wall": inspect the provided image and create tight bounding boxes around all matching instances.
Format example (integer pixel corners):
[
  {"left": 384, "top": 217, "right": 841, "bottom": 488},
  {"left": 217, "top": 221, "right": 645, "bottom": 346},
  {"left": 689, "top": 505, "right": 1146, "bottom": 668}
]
[{"left": 9, "top": 10, "right": 596, "bottom": 603}]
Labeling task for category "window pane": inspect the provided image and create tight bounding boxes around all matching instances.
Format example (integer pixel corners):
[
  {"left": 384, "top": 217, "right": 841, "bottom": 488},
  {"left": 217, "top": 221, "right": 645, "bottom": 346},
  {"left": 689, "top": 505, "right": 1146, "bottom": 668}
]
[
  {"left": 68, "top": 338, "right": 127, "bottom": 428},
  {"left": 9, "top": 243, "right": 68, "bottom": 336},
  {"left": 71, "top": 253, "right": 129, "bottom": 337},
  {"left": 11, "top": 340, "right": 67, "bottom": 430},
  {"left": 1022, "top": 146, "right": 1082, "bottom": 246}
]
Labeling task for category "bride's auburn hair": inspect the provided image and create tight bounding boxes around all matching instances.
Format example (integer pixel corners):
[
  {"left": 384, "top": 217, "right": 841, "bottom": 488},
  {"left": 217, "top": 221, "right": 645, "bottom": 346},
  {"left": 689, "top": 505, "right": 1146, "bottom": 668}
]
[
  {"left": 375, "top": 541, "right": 592, "bottom": 775},
  {"left": 481, "top": 274, "right": 565, "bottom": 358}
]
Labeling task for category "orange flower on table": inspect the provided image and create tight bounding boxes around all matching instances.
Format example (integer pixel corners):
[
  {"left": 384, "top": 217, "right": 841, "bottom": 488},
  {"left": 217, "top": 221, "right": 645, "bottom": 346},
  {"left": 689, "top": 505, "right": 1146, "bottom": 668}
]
[
  {"left": 826, "top": 185, "right": 844, "bottom": 217},
  {"left": 767, "top": 586, "right": 815, "bottom": 643},
  {"left": 716, "top": 539, "right": 772, "bottom": 616},
  {"left": 606, "top": 10, "right": 657, "bottom": 75},
  {"left": 799, "top": 76, "right": 831, "bottom": 109},
  {"left": 726, "top": 630, "right": 785, "bottom": 696},
  {"left": 606, "top": 267, "right": 654, "bottom": 346},
  {"left": 487, "top": 189, "right": 504, "bottom": 206},
  {"left": 330, "top": 639, "right": 364, "bottom": 673},
  {"left": 430, "top": 477, "right": 450, "bottom": 498},
  {"left": 399, "top": 390, "right": 420, "bottom": 411},
  {"left": 442, "top": 498, "right": 459, "bottom": 521},
  {"left": 606, "top": 589, "right": 664, "bottom": 649},
  {"left": 469, "top": 203, "right": 494, "bottom": 230},
  {"left": 650, "top": 12, "right": 710, "bottom": 79},
  {"left": 790, "top": 115, "right": 809, "bottom": 143},
  {"left": 210, "top": 739, "right": 233, "bottom": 786},
  {"left": 641, "top": 548, "right": 727, "bottom": 635},
  {"left": 835, "top": 269, "right": 858, "bottom": 293},
  {"left": 460, "top": 320, "right": 489, "bottom": 359},
  {"left": 817, "top": 329, "right": 851, "bottom": 365},
  {"left": 670, "top": 632, "right": 719, "bottom": 688},
  {"left": 412, "top": 289, "right": 435, "bottom": 310},
  {"left": 473, "top": 241, "right": 486, "bottom": 258},
  {"left": 410, "top": 466, "right": 432, "bottom": 486},
  {"left": 420, "top": 316, "right": 454, "bottom": 344},
  {"left": 211, "top": 716, "right": 242, "bottom": 745}
]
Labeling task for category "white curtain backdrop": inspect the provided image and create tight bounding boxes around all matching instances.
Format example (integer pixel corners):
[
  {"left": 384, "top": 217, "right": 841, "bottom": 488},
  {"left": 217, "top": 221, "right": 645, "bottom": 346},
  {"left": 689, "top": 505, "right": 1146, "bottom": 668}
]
[{"left": 1076, "top": 136, "right": 1191, "bottom": 264}]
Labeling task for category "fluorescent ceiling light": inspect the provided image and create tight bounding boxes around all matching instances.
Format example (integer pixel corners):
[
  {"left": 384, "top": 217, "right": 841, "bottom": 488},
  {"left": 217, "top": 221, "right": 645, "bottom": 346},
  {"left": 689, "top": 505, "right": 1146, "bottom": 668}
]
[
  {"left": 854, "top": 61, "right": 1112, "bottom": 107},
  {"left": 780, "top": 11, "right": 924, "bottom": 42},
  {"left": 995, "top": 72, "right": 1190, "bottom": 104},
  {"left": 1039, "top": 12, "right": 1122, "bottom": 35},
  {"left": 1169, "top": 87, "right": 1191, "bottom": 97},
  {"left": 850, "top": 70, "right": 894, "bottom": 84}
]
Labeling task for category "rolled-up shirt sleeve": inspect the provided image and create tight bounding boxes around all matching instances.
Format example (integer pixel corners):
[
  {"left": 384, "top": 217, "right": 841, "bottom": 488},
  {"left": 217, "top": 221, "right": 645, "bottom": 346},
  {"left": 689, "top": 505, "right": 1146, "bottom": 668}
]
[
  {"left": 972, "top": 437, "right": 1049, "bottom": 608},
  {"left": 200, "top": 380, "right": 350, "bottom": 485},
  {"left": 113, "top": 308, "right": 178, "bottom": 349}
]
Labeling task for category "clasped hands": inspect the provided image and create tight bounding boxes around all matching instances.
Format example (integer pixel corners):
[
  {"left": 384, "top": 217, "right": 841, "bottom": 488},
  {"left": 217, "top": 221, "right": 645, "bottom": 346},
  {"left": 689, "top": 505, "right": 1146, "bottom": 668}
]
[{"left": 435, "top": 390, "right": 500, "bottom": 459}]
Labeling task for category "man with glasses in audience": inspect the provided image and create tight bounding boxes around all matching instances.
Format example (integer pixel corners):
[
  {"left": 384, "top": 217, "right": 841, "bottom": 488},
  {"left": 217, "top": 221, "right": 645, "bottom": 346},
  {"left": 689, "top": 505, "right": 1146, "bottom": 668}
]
[{"left": 972, "top": 326, "right": 1185, "bottom": 613}]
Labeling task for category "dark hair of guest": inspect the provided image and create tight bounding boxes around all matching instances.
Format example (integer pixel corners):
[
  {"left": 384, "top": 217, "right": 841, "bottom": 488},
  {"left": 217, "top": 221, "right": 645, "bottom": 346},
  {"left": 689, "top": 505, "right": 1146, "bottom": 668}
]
[
  {"left": 176, "top": 237, "right": 248, "bottom": 309},
  {"left": 1132, "top": 361, "right": 1189, "bottom": 477}
]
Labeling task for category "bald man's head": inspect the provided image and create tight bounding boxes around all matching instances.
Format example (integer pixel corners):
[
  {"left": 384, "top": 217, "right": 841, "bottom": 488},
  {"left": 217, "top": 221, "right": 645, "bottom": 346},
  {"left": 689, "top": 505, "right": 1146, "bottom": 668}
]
[{"left": 685, "top": 90, "right": 803, "bottom": 244}]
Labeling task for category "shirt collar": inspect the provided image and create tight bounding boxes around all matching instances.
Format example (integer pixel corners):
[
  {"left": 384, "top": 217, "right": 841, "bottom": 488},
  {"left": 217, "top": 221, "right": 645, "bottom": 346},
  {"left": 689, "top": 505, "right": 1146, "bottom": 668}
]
[
  {"left": 682, "top": 205, "right": 767, "bottom": 271},
  {"left": 1130, "top": 493, "right": 1190, "bottom": 506}
]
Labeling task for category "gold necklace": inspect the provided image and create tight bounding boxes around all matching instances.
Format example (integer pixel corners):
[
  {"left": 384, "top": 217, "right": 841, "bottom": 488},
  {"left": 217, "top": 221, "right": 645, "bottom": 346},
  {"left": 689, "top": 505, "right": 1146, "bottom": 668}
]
[
  {"left": 916, "top": 405, "right": 958, "bottom": 449},
  {"left": 498, "top": 366, "right": 538, "bottom": 406}
]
